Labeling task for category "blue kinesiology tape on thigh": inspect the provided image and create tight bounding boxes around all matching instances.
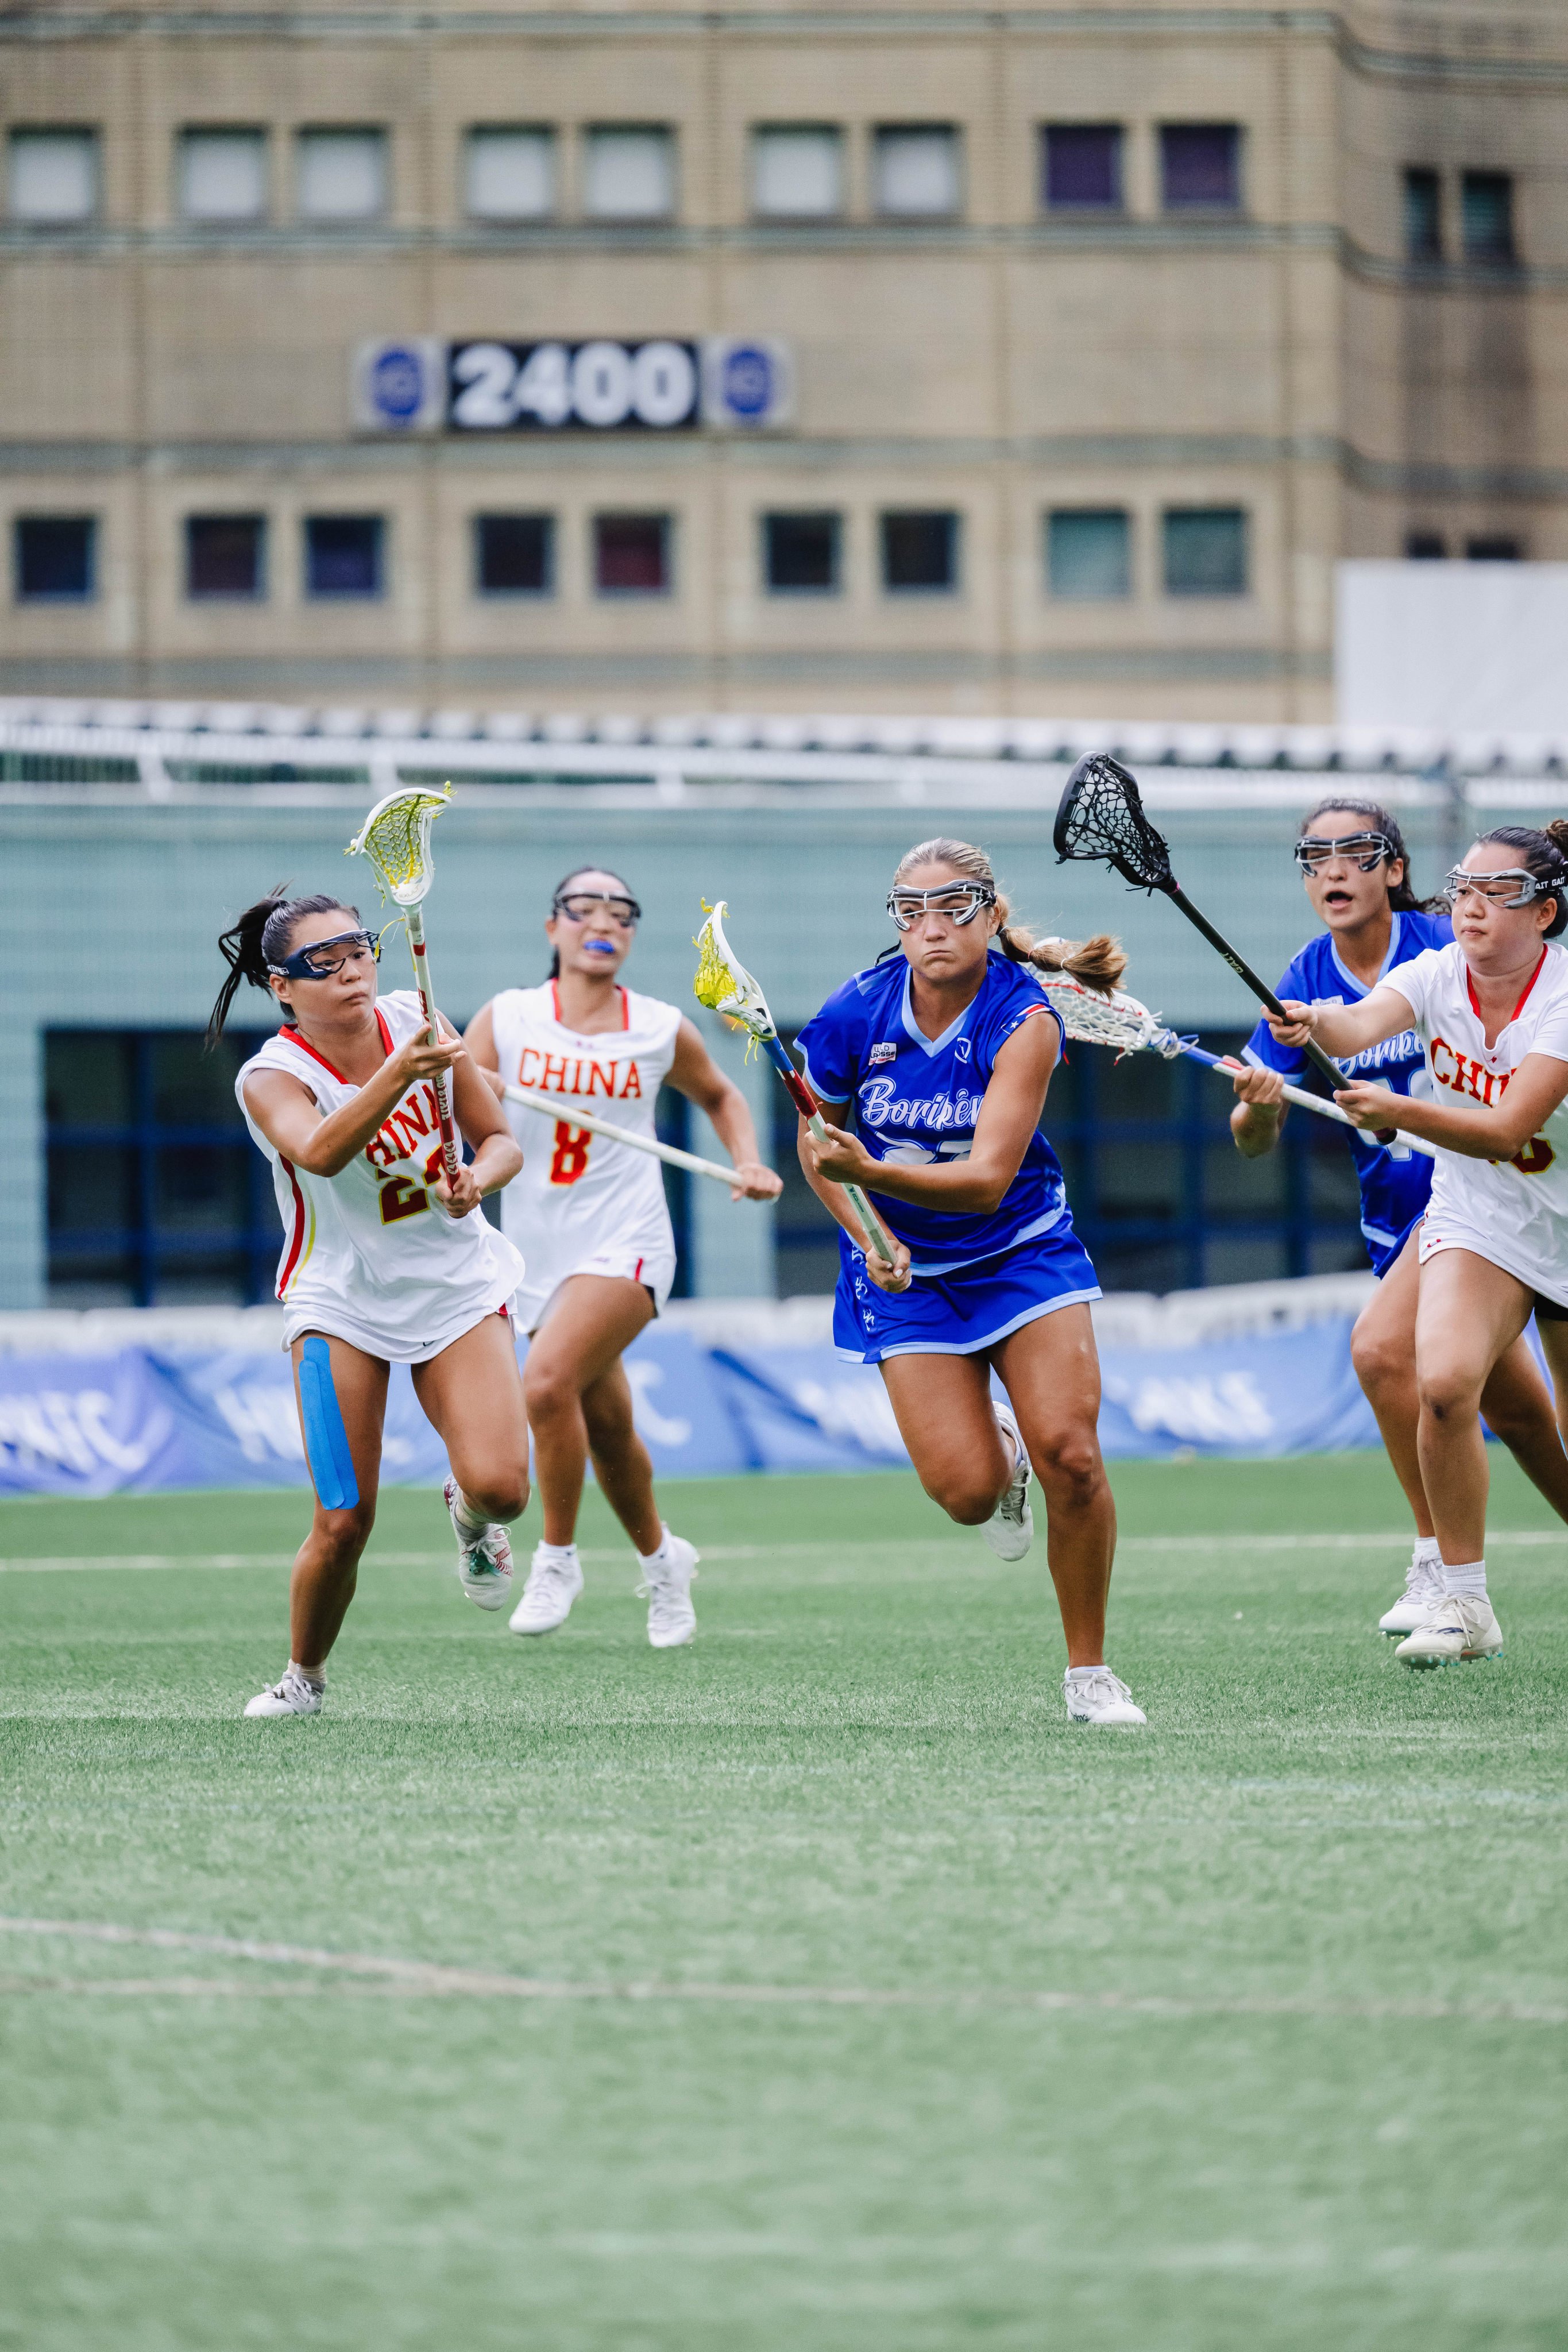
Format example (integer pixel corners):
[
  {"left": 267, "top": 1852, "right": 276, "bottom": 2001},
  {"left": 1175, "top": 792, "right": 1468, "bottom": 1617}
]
[{"left": 298, "top": 1335, "right": 360, "bottom": 1512}]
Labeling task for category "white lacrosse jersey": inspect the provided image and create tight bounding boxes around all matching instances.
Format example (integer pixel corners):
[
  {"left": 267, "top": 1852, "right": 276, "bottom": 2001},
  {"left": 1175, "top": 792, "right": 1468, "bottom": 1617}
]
[
  {"left": 489, "top": 982, "right": 682, "bottom": 1324},
  {"left": 237, "top": 989, "right": 526, "bottom": 1362},
  {"left": 1384, "top": 941, "right": 1568, "bottom": 1303}
]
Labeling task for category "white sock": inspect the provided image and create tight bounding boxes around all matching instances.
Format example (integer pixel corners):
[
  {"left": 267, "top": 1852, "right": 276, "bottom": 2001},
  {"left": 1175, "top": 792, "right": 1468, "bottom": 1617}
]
[
  {"left": 449, "top": 1486, "right": 490, "bottom": 1541},
  {"left": 1065, "top": 1663, "right": 1106, "bottom": 1682},
  {"left": 1413, "top": 1536, "right": 1442, "bottom": 1568},
  {"left": 534, "top": 1539, "right": 578, "bottom": 1565},
  {"left": 288, "top": 1660, "right": 325, "bottom": 1690},
  {"left": 1440, "top": 1558, "right": 1487, "bottom": 1597},
  {"left": 637, "top": 1528, "right": 672, "bottom": 1569}
]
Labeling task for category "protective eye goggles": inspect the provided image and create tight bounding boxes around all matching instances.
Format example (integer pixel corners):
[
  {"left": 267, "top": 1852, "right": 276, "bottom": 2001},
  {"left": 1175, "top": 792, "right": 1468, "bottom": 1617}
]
[
  {"left": 1293, "top": 832, "right": 1395, "bottom": 875},
  {"left": 1445, "top": 866, "right": 1557, "bottom": 910},
  {"left": 886, "top": 882, "right": 997, "bottom": 930},
  {"left": 551, "top": 890, "right": 641, "bottom": 926},
  {"left": 270, "top": 928, "right": 384, "bottom": 982}
]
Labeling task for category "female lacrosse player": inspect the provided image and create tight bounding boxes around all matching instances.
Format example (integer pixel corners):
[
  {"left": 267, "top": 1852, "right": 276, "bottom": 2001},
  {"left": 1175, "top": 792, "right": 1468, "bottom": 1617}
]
[
  {"left": 1230, "top": 799, "right": 1568, "bottom": 1636},
  {"left": 213, "top": 890, "right": 528, "bottom": 1718},
  {"left": 792, "top": 837, "right": 1145, "bottom": 1728},
  {"left": 466, "top": 866, "right": 780, "bottom": 1650},
  {"left": 1266, "top": 822, "right": 1568, "bottom": 1666}
]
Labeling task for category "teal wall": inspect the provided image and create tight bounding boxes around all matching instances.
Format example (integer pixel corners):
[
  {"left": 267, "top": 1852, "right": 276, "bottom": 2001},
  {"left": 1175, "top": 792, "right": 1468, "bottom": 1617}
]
[{"left": 0, "top": 787, "right": 1494, "bottom": 1307}]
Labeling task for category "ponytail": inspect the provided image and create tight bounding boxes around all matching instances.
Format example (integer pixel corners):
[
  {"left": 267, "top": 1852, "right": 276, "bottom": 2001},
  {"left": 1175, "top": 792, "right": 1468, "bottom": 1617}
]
[
  {"left": 886, "top": 835, "right": 1127, "bottom": 995},
  {"left": 207, "top": 887, "right": 359, "bottom": 1047}
]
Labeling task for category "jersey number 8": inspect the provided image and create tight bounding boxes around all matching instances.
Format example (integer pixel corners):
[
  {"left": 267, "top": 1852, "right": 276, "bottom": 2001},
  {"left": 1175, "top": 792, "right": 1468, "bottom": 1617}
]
[{"left": 549, "top": 1121, "right": 592, "bottom": 1187}]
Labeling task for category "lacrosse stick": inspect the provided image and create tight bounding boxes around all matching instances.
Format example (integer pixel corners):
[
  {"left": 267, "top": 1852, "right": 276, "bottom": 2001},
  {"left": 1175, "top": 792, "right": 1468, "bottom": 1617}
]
[
  {"left": 1031, "top": 966, "right": 1435, "bottom": 1158},
  {"left": 502, "top": 1084, "right": 757, "bottom": 1189},
  {"left": 1053, "top": 756, "right": 1355, "bottom": 1100},
  {"left": 693, "top": 901, "right": 901, "bottom": 1269},
  {"left": 347, "top": 783, "right": 461, "bottom": 1188}
]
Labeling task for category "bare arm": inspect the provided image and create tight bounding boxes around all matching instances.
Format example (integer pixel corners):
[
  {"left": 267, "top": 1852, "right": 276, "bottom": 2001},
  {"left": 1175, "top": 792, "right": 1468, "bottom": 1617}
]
[
  {"left": 801, "top": 1010, "right": 1057, "bottom": 1216},
  {"left": 667, "top": 1017, "right": 783, "bottom": 1202},
  {"left": 1229, "top": 1061, "right": 1289, "bottom": 1160},
  {"left": 1335, "top": 1052, "right": 1568, "bottom": 1163},
  {"left": 465, "top": 998, "right": 505, "bottom": 1100}
]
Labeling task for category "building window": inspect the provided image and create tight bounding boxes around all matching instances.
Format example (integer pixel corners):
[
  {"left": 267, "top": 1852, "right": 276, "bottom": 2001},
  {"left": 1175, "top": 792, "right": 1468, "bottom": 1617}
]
[
  {"left": 46, "top": 1030, "right": 282, "bottom": 1306},
  {"left": 474, "top": 513, "right": 553, "bottom": 596},
  {"left": 1160, "top": 123, "right": 1241, "bottom": 212},
  {"left": 594, "top": 513, "right": 670, "bottom": 594},
  {"left": 178, "top": 129, "right": 268, "bottom": 222},
  {"left": 296, "top": 128, "right": 388, "bottom": 222},
  {"left": 1462, "top": 172, "right": 1515, "bottom": 264},
  {"left": 1048, "top": 509, "right": 1130, "bottom": 600},
  {"left": 7, "top": 128, "right": 98, "bottom": 223},
  {"left": 751, "top": 125, "right": 844, "bottom": 219},
  {"left": 1163, "top": 507, "right": 1247, "bottom": 596},
  {"left": 1405, "top": 531, "right": 1447, "bottom": 559},
  {"left": 1041, "top": 125, "right": 1122, "bottom": 212},
  {"left": 464, "top": 126, "right": 555, "bottom": 221},
  {"left": 764, "top": 512, "right": 840, "bottom": 594},
  {"left": 1468, "top": 535, "right": 1521, "bottom": 561},
  {"left": 305, "top": 515, "right": 384, "bottom": 598},
  {"left": 582, "top": 127, "right": 675, "bottom": 221},
  {"left": 1403, "top": 167, "right": 1441, "bottom": 262},
  {"left": 880, "top": 511, "right": 959, "bottom": 593},
  {"left": 16, "top": 515, "right": 95, "bottom": 601},
  {"left": 872, "top": 126, "right": 962, "bottom": 218},
  {"left": 186, "top": 515, "right": 265, "bottom": 600}
]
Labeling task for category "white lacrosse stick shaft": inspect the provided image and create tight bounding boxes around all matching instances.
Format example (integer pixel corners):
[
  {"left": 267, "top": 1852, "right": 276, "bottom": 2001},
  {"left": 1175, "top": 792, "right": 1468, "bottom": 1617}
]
[
  {"left": 401, "top": 902, "right": 462, "bottom": 1189},
  {"left": 503, "top": 1084, "right": 755, "bottom": 1189}
]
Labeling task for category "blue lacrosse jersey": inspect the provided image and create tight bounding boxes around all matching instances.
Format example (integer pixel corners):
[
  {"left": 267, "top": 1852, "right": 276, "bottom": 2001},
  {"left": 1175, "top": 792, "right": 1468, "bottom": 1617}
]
[
  {"left": 795, "top": 952, "right": 1068, "bottom": 1275},
  {"left": 1243, "top": 908, "right": 1452, "bottom": 1273}
]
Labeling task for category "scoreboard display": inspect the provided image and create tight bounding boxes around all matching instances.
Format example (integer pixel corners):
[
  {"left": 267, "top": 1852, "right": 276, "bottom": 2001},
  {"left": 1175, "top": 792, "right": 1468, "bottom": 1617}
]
[{"left": 353, "top": 336, "right": 792, "bottom": 434}]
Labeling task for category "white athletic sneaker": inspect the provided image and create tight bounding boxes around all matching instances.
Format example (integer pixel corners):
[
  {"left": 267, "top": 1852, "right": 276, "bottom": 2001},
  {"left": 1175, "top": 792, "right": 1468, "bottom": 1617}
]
[
  {"left": 1064, "top": 1667, "right": 1146, "bottom": 1727},
  {"left": 1378, "top": 1550, "right": 1442, "bottom": 1636},
  {"left": 244, "top": 1666, "right": 323, "bottom": 1718},
  {"left": 443, "top": 1476, "right": 514, "bottom": 1612},
  {"left": 1395, "top": 1592, "right": 1504, "bottom": 1669},
  {"left": 983, "top": 1400, "right": 1034, "bottom": 1562},
  {"left": 638, "top": 1531, "right": 699, "bottom": 1649},
  {"left": 509, "top": 1543, "right": 585, "bottom": 1637}
]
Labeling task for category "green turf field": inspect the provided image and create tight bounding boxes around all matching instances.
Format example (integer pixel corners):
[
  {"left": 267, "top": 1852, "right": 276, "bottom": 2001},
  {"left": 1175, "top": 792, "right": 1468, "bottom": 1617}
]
[{"left": 2, "top": 1455, "right": 1566, "bottom": 2352}]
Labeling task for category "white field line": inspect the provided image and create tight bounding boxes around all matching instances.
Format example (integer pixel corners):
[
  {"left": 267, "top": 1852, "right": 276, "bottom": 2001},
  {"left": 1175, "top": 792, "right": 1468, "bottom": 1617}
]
[
  {"left": 0, "top": 1918, "right": 1563, "bottom": 2025},
  {"left": 0, "top": 1529, "right": 1563, "bottom": 1574}
]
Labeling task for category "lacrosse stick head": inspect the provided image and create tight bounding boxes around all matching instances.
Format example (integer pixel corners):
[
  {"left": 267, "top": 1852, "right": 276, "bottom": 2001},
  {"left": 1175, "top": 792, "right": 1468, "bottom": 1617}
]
[
  {"left": 692, "top": 900, "right": 778, "bottom": 1042},
  {"left": 347, "top": 784, "right": 452, "bottom": 908},
  {"left": 1032, "top": 965, "right": 1181, "bottom": 1059},
  {"left": 1053, "top": 755, "right": 1176, "bottom": 895}
]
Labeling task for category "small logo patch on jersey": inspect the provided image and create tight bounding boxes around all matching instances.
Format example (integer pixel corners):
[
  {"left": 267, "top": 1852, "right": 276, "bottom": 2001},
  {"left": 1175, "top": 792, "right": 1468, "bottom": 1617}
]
[{"left": 868, "top": 1041, "right": 898, "bottom": 1065}]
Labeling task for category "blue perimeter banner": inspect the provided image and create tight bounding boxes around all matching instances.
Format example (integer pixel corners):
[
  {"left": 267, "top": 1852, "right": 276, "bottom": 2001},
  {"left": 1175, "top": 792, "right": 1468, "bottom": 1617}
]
[{"left": 0, "top": 1320, "right": 1381, "bottom": 1499}]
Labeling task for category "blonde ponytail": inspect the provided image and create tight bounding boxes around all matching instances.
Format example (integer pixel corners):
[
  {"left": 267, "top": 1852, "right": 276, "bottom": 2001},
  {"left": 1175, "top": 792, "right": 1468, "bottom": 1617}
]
[{"left": 1021, "top": 928, "right": 1128, "bottom": 994}]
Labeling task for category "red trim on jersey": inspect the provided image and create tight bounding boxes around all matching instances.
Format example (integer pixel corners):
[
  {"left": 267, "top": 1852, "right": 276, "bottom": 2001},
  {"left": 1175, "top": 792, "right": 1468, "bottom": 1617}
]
[
  {"left": 281, "top": 1008, "right": 393, "bottom": 1080},
  {"left": 619, "top": 986, "right": 629, "bottom": 1031},
  {"left": 276, "top": 1156, "right": 307, "bottom": 1296},
  {"left": 550, "top": 979, "right": 561, "bottom": 1025},
  {"left": 1466, "top": 947, "right": 1548, "bottom": 1030},
  {"left": 634, "top": 1256, "right": 644, "bottom": 1284}
]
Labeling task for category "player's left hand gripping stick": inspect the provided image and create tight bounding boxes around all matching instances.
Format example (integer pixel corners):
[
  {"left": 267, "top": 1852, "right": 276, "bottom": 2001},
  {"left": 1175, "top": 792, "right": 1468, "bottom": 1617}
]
[{"left": 298, "top": 1335, "right": 359, "bottom": 1512}]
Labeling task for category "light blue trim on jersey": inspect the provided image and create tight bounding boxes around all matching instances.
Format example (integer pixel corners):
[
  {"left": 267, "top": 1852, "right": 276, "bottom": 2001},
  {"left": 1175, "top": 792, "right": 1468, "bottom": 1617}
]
[
  {"left": 1361, "top": 1218, "right": 1402, "bottom": 1249},
  {"left": 906, "top": 1199, "right": 1067, "bottom": 1276},
  {"left": 833, "top": 1282, "right": 1101, "bottom": 1362},
  {"left": 899, "top": 967, "right": 971, "bottom": 1057}
]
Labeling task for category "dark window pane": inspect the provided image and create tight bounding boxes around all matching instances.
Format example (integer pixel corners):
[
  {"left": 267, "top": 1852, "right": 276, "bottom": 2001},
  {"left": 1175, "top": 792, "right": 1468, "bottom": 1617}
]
[
  {"left": 1163, "top": 507, "right": 1247, "bottom": 596},
  {"left": 1403, "top": 167, "right": 1441, "bottom": 262},
  {"left": 594, "top": 513, "right": 669, "bottom": 594},
  {"left": 1462, "top": 171, "right": 1515, "bottom": 263},
  {"left": 476, "top": 513, "right": 553, "bottom": 595},
  {"left": 764, "top": 512, "right": 840, "bottom": 593},
  {"left": 186, "top": 514, "right": 265, "bottom": 600},
  {"left": 305, "top": 515, "right": 383, "bottom": 598},
  {"left": 45, "top": 1031, "right": 134, "bottom": 1125},
  {"left": 880, "top": 510, "right": 958, "bottom": 592},
  {"left": 1161, "top": 123, "right": 1240, "bottom": 211},
  {"left": 1405, "top": 531, "right": 1447, "bottom": 559},
  {"left": 1048, "top": 509, "right": 1130, "bottom": 598},
  {"left": 1042, "top": 124, "right": 1121, "bottom": 210},
  {"left": 16, "top": 515, "right": 94, "bottom": 600},
  {"left": 1467, "top": 535, "right": 1521, "bottom": 561},
  {"left": 149, "top": 1032, "right": 253, "bottom": 1125}
]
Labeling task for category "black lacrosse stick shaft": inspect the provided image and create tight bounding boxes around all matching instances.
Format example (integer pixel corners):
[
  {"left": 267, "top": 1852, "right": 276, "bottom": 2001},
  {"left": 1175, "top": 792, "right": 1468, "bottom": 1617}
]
[{"left": 1164, "top": 886, "right": 1348, "bottom": 1094}]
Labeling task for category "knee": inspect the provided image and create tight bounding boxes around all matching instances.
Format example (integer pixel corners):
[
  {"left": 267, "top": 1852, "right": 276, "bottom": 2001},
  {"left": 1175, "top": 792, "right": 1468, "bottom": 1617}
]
[
  {"left": 317, "top": 1501, "right": 374, "bottom": 1566},
  {"left": 1351, "top": 1321, "right": 1406, "bottom": 1392},
  {"left": 523, "top": 1361, "right": 578, "bottom": 1423},
  {"left": 461, "top": 1470, "right": 530, "bottom": 1523},
  {"left": 1417, "top": 1365, "right": 1482, "bottom": 1424},
  {"left": 1033, "top": 1426, "right": 1106, "bottom": 1515},
  {"left": 921, "top": 1466, "right": 1001, "bottom": 1526}
]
